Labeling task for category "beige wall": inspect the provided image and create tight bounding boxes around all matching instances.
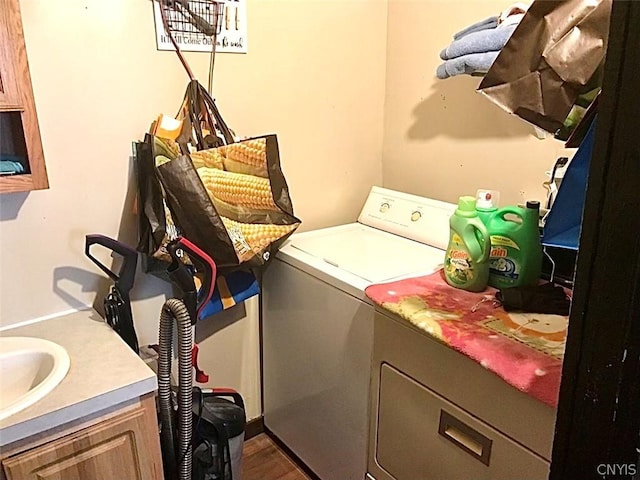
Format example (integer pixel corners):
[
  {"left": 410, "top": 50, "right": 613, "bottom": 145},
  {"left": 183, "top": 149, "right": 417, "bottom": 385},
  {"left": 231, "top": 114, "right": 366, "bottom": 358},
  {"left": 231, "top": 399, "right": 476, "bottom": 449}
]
[
  {"left": 1, "top": 0, "right": 574, "bottom": 420},
  {"left": 382, "top": 0, "right": 570, "bottom": 206},
  {"left": 0, "top": 0, "right": 387, "bottom": 328},
  {"left": 0, "top": 0, "right": 387, "bottom": 419}
]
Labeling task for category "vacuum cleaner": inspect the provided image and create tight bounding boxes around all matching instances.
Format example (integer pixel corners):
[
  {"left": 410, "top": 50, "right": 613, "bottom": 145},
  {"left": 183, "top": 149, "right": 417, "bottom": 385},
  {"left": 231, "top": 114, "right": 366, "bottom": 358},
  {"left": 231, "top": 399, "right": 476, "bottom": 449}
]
[
  {"left": 157, "top": 237, "right": 246, "bottom": 480},
  {"left": 86, "top": 234, "right": 246, "bottom": 479}
]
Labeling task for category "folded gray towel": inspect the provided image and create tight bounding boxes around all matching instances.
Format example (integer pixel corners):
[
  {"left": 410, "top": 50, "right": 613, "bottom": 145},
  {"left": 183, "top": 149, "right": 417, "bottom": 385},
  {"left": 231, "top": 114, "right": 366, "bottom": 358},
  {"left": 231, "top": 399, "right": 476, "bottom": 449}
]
[
  {"left": 453, "top": 16, "right": 499, "bottom": 40},
  {"left": 436, "top": 51, "right": 500, "bottom": 79},
  {"left": 440, "top": 24, "right": 517, "bottom": 60}
]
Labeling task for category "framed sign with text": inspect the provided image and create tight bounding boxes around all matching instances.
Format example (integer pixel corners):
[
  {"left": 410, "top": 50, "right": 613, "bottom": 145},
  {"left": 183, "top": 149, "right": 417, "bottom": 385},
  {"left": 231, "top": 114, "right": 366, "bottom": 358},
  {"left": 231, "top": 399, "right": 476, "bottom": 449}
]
[{"left": 153, "top": 0, "right": 247, "bottom": 54}]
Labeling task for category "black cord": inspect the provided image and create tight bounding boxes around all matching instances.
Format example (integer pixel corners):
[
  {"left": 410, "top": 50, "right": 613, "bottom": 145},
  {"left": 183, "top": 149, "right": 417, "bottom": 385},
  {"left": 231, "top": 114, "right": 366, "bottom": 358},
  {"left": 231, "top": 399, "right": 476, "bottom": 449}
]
[
  {"left": 177, "top": 386, "right": 204, "bottom": 472},
  {"left": 103, "top": 286, "right": 139, "bottom": 353},
  {"left": 547, "top": 157, "right": 570, "bottom": 209},
  {"left": 104, "top": 287, "right": 122, "bottom": 330}
]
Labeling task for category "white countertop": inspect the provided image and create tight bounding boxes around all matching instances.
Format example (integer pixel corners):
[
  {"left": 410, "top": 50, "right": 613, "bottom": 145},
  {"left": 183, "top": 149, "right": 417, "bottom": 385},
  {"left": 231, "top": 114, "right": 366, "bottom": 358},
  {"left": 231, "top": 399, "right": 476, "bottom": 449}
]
[{"left": 0, "top": 309, "right": 157, "bottom": 447}]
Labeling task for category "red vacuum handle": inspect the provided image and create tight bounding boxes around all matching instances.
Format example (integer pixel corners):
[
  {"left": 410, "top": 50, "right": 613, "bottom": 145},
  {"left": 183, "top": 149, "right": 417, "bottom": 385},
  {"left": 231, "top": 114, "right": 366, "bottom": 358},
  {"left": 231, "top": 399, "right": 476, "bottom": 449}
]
[{"left": 176, "top": 237, "right": 217, "bottom": 321}]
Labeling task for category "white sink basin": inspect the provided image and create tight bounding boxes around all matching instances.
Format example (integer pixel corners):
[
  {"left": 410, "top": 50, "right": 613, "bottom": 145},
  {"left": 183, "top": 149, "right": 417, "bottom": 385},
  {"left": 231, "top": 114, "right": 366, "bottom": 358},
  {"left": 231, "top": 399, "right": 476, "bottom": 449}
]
[{"left": 0, "top": 337, "right": 70, "bottom": 421}]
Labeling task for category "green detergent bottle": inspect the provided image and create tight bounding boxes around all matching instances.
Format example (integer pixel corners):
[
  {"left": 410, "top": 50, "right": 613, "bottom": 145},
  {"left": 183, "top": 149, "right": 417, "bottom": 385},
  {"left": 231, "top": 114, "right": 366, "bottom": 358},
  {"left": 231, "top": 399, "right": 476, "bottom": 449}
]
[
  {"left": 486, "top": 201, "right": 543, "bottom": 288},
  {"left": 444, "top": 196, "right": 491, "bottom": 292}
]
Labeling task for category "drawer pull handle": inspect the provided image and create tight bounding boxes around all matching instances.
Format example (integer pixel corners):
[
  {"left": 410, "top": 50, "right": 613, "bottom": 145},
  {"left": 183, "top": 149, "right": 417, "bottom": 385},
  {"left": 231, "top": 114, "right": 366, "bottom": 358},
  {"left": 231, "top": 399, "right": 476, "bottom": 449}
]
[
  {"left": 443, "top": 426, "right": 484, "bottom": 456},
  {"left": 438, "top": 410, "right": 493, "bottom": 466}
]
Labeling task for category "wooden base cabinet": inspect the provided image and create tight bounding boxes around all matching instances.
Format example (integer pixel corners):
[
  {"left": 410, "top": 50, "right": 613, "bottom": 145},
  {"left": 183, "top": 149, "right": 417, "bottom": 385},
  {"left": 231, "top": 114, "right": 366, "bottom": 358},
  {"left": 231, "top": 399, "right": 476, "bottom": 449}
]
[{"left": 1, "top": 396, "right": 163, "bottom": 480}]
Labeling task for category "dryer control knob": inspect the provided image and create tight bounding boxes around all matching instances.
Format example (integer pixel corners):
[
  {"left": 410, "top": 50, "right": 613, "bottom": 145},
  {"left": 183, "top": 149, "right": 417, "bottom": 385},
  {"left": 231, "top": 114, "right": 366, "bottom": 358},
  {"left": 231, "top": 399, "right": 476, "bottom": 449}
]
[
  {"left": 411, "top": 211, "right": 421, "bottom": 222},
  {"left": 379, "top": 202, "right": 390, "bottom": 213}
]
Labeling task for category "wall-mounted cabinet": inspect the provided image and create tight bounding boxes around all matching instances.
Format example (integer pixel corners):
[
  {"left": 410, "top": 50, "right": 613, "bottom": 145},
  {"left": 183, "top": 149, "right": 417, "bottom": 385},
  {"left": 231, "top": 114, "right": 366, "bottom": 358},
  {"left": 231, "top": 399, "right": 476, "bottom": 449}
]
[{"left": 0, "top": 0, "right": 48, "bottom": 193}]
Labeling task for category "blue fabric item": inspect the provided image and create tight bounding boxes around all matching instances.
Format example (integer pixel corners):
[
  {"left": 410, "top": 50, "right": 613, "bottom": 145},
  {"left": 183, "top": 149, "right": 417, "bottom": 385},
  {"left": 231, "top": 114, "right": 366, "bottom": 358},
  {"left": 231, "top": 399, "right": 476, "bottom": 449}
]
[
  {"left": 440, "top": 24, "right": 517, "bottom": 60},
  {"left": 542, "top": 118, "right": 596, "bottom": 250},
  {"left": 0, "top": 160, "right": 25, "bottom": 174},
  {"left": 436, "top": 51, "right": 499, "bottom": 79},
  {"left": 453, "top": 16, "right": 499, "bottom": 40},
  {"left": 198, "top": 270, "right": 260, "bottom": 320}
]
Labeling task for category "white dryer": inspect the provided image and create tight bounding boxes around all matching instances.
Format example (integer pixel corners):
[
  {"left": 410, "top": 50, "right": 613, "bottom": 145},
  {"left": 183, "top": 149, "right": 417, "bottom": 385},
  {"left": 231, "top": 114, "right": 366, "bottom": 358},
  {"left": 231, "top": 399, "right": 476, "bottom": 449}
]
[{"left": 262, "top": 187, "right": 455, "bottom": 480}]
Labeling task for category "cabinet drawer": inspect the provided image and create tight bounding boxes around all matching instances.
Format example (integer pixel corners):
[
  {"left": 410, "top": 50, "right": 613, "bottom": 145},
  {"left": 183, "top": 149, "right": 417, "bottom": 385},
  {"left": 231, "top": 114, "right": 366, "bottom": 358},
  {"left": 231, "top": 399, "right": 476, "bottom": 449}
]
[{"left": 375, "top": 364, "right": 549, "bottom": 480}]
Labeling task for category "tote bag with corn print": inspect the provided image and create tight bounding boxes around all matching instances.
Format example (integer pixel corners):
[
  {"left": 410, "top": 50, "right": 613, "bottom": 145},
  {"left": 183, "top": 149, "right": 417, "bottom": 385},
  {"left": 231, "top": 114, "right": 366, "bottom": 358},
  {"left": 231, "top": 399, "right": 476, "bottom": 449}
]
[{"left": 136, "top": 81, "right": 301, "bottom": 273}]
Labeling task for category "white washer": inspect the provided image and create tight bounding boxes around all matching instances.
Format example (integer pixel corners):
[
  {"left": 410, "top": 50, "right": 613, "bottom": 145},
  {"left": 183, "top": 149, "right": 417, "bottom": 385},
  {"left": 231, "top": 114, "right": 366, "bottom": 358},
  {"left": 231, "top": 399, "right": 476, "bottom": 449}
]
[{"left": 262, "top": 187, "right": 455, "bottom": 480}]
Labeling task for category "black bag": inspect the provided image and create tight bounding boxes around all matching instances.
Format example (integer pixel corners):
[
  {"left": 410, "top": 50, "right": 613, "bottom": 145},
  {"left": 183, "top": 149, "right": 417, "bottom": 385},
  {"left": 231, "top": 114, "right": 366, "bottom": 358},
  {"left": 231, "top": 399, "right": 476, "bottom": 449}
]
[
  {"left": 136, "top": 81, "right": 300, "bottom": 274},
  {"left": 135, "top": 137, "right": 183, "bottom": 273}
]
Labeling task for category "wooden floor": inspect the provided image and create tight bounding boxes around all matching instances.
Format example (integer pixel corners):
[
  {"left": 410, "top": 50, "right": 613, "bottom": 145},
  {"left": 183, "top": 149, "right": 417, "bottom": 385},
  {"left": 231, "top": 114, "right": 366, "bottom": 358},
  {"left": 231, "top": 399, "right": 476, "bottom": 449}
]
[{"left": 242, "top": 434, "right": 311, "bottom": 480}]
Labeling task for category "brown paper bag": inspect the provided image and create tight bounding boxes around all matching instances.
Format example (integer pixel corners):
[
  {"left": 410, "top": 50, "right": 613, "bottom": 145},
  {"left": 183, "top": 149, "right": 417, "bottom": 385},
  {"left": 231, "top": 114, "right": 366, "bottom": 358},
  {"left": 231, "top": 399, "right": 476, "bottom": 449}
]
[{"left": 477, "top": 0, "right": 612, "bottom": 134}]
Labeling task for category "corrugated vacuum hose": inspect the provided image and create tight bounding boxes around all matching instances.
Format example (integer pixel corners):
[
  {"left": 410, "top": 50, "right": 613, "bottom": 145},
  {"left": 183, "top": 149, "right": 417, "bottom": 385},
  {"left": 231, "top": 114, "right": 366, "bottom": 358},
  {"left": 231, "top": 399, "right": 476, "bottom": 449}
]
[{"left": 158, "top": 298, "right": 194, "bottom": 480}]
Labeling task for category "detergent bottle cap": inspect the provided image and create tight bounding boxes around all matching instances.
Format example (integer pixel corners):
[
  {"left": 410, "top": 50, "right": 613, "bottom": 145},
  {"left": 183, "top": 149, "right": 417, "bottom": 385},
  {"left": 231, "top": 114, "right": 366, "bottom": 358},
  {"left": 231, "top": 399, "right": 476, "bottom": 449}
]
[
  {"left": 457, "top": 196, "right": 477, "bottom": 212},
  {"left": 476, "top": 189, "right": 499, "bottom": 210}
]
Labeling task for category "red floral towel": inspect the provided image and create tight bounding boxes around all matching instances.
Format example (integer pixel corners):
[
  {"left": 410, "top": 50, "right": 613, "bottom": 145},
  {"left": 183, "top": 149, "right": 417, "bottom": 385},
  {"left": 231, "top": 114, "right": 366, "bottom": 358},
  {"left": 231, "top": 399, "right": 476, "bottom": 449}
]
[{"left": 365, "top": 269, "right": 566, "bottom": 407}]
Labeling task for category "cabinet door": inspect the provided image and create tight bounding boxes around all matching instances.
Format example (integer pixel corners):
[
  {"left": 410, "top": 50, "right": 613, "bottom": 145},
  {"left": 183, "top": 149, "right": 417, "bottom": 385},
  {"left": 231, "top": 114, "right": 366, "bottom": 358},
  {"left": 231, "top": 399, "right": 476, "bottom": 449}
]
[
  {"left": 0, "top": 0, "right": 23, "bottom": 110},
  {"left": 2, "top": 398, "right": 163, "bottom": 480}
]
